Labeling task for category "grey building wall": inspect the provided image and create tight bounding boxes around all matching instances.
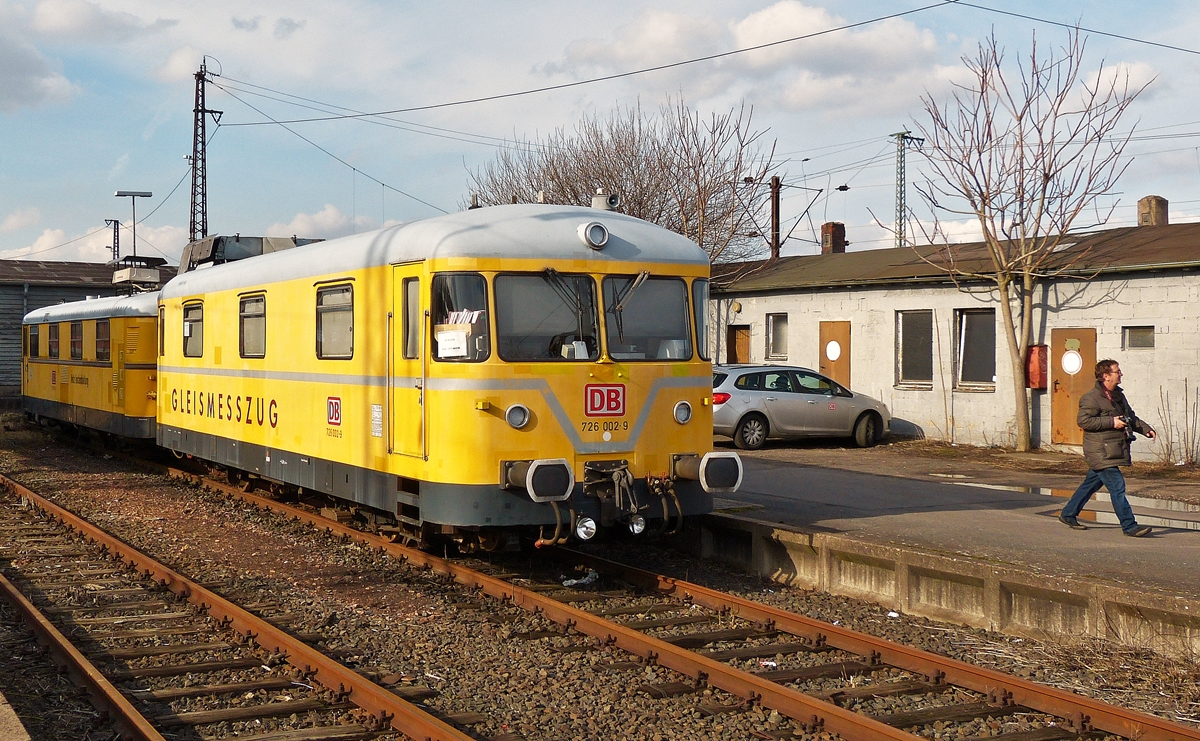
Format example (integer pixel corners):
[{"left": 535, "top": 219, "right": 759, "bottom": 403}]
[
  {"left": 711, "top": 270, "right": 1200, "bottom": 461},
  {"left": 0, "top": 283, "right": 118, "bottom": 395}
]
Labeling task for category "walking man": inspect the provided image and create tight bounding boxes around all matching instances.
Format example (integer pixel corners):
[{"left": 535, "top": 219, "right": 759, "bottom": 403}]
[{"left": 1059, "top": 359, "right": 1156, "bottom": 536}]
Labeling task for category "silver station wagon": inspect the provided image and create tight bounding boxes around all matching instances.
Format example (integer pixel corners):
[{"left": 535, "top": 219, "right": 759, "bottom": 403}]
[{"left": 712, "top": 365, "right": 891, "bottom": 450}]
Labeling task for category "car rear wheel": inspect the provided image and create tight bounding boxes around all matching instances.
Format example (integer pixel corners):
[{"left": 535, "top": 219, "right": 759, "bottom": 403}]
[
  {"left": 853, "top": 413, "right": 879, "bottom": 448},
  {"left": 734, "top": 414, "right": 769, "bottom": 450}
]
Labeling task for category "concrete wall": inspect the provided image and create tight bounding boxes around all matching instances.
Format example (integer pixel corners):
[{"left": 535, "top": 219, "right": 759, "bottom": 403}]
[
  {"left": 711, "top": 270, "right": 1200, "bottom": 460},
  {"left": 684, "top": 514, "right": 1200, "bottom": 658}
]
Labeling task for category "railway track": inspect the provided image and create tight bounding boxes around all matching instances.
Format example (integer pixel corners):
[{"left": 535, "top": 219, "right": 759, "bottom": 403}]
[
  {"left": 0, "top": 473, "right": 485, "bottom": 741},
  {"left": 140, "top": 460, "right": 1199, "bottom": 741},
  {"left": 3, "top": 436, "right": 1199, "bottom": 741}
]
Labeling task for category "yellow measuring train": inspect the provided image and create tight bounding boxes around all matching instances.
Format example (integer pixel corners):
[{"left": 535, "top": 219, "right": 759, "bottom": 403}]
[{"left": 25, "top": 204, "right": 742, "bottom": 549}]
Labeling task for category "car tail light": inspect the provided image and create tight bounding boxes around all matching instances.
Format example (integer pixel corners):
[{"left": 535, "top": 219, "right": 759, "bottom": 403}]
[{"left": 712, "top": 392, "right": 731, "bottom": 405}]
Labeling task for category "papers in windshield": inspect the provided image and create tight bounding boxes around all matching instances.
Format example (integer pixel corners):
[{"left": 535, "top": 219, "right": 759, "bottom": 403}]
[{"left": 444, "top": 309, "right": 482, "bottom": 324}]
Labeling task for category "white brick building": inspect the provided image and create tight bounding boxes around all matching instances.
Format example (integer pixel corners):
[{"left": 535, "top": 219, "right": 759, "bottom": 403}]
[{"left": 711, "top": 214, "right": 1200, "bottom": 460}]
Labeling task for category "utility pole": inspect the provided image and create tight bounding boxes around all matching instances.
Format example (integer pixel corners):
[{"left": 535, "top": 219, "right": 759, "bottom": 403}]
[
  {"left": 190, "top": 60, "right": 222, "bottom": 244},
  {"left": 769, "top": 175, "right": 781, "bottom": 260},
  {"left": 104, "top": 219, "right": 120, "bottom": 261},
  {"left": 891, "top": 130, "right": 923, "bottom": 248}
]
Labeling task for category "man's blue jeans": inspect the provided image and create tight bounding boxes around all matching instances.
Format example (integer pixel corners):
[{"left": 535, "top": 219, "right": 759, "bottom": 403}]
[{"left": 1061, "top": 467, "right": 1139, "bottom": 532}]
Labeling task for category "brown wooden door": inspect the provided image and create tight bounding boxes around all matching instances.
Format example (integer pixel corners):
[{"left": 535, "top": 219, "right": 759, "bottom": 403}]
[
  {"left": 819, "top": 321, "right": 851, "bottom": 387},
  {"left": 726, "top": 325, "right": 750, "bottom": 364},
  {"left": 1050, "top": 328, "right": 1097, "bottom": 445}
]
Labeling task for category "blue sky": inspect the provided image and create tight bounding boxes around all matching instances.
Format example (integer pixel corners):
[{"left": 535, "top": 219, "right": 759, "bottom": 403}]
[{"left": 2, "top": 0, "right": 1198, "bottom": 264}]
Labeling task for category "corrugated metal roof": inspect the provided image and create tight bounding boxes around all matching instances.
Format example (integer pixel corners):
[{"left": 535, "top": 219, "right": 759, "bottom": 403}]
[
  {"left": 715, "top": 223, "right": 1200, "bottom": 294},
  {"left": 0, "top": 259, "right": 178, "bottom": 287}
]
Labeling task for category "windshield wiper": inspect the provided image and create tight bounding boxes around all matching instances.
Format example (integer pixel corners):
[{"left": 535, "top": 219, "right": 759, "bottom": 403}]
[{"left": 608, "top": 271, "right": 649, "bottom": 343}]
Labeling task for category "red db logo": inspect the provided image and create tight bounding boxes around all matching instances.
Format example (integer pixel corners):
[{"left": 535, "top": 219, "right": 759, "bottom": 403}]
[
  {"left": 327, "top": 397, "right": 342, "bottom": 426},
  {"left": 585, "top": 384, "right": 625, "bottom": 417}
]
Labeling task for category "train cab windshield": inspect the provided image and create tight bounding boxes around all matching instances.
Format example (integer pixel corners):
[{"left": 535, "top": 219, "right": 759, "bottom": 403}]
[
  {"left": 603, "top": 275, "right": 692, "bottom": 361},
  {"left": 495, "top": 270, "right": 599, "bottom": 361}
]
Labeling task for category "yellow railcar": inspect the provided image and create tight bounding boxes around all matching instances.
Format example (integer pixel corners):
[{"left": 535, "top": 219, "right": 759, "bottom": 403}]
[
  {"left": 159, "top": 204, "right": 740, "bottom": 548},
  {"left": 22, "top": 293, "right": 160, "bottom": 438}
]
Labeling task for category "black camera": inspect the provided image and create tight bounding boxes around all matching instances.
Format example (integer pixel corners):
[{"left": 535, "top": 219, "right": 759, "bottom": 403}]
[{"left": 1119, "top": 415, "right": 1137, "bottom": 441}]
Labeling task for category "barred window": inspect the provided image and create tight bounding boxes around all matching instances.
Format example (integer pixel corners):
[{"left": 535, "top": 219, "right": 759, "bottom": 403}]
[
  {"left": 1123, "top": 326, "right": 1154, "bottom": 349},
  {"left": 183, "top": 303, "right": 204, "bottom": 358},
  {"left": 96, "top": 320, "right": 110, "bottom": 362},
  {"left": 240, "top": 295, "right": 266, "bottom": 358},
  {"left": 317, "top": 285, "right": 353, "bottom": 359}
]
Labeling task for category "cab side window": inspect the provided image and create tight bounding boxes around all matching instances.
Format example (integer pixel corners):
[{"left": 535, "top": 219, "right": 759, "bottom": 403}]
[
  {"left": 96, "top": 320, "right": 110, "bottom": 362},
  {"left": 316, "top": 285, "right": 353, "bottom": 359},
  {"left": 183, "top": 304, "right": 204, "bottom": 358},
  {"left": 431, "top": 273, "right": 489, "bottom": 362}
]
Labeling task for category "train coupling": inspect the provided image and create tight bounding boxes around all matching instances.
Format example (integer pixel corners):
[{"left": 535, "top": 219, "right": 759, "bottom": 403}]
[{"left": 671, "top": 452, "right": 743, "bottom": 493}]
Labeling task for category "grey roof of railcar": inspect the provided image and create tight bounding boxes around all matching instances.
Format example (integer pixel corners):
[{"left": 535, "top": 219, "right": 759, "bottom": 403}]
[
  {"left": 162, "top": 205, "right": 710, "bottom": 299},
  {"left": 23, "top": 291, "right": 160, "bottom": 324}
]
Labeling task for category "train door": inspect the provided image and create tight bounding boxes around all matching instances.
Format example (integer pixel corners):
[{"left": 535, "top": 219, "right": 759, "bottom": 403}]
[
  {"left": 390, "top": 263, "right": 425, "bottom": 458},
  {"left": 819, "top": 321, "right": 851, "bottom": 387},
  {"left": 1051, "top": 328, "right": 1097, "bottom": 445}
]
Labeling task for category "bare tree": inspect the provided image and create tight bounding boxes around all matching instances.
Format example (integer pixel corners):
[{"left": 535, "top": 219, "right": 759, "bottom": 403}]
[
  {"left": 912, "top": 29, "right": 1147, "bottom": 451},
  {"left": 466, "top": 98, "right": 779, "bottom": 278}
]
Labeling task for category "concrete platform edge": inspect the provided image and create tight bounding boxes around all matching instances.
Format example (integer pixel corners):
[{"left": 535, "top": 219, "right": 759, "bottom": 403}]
[
  {"left": 0, "top": 692, "right": 31, "bottom": 741},
  {"left": 681, "top": 513, "right": 1200, "bottom": 659}
]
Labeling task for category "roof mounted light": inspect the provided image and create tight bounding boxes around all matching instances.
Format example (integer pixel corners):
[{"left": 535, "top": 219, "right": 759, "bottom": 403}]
[{"left": 578, "top": 222, "right": 609, "bottom": 250}]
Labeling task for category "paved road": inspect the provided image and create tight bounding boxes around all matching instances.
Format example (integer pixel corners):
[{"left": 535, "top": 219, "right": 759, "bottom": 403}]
[{"left": 727, "top": 457, "right": 1200, "bottom": 597}]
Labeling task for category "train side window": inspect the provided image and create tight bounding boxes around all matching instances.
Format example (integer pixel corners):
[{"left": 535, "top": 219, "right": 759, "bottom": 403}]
[
  {"left": 183, "top": 303, "right": 204, "bottom": 358},
  {"left": 70, "top": 322, "right": 83, "bottom": 360},
  {"left": 158, "top": 307, "right": 164, "bottom": 357},
  {"left": 403, "top": 278, "right": 420, "bottom": 359},
  {"left": 48, "top": 324, "right": 60, "bottom": 359},
  {"left": 96, "top": 320, "right": 110, "bottom": 362},
  {"left": 316, "top": 285, "right": 353, "bottom": 359},
  {"left": 431, "top": 273, "right": 489, "bottom": 362},
  {"left": 28, "top": 325, "right": 39, "bottom": 359},
  {"left": 240, "top": 295, "right": 266, "bottom": 358}
]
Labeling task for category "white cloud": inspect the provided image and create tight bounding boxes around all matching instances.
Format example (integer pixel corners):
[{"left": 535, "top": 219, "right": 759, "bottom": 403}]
[
  {"left": 266, "top": 205, "right": 352, "bottom": 239},
  {"left": 0, "top": 207, "right": 41, "bottom": 233},
  {"left": 274, "top": 17, "right": 305, "bottom": 40},
  {"left": 0, "top": 221, "right": 186, "bottom": 263},
  {"left": 232, "top": 16, "right": 261, "bottom": 32},
  {"left": 32, "top": 0, "right": 175, "bottom": 42},
  {"left": 1089, "top": 61, "right": 1160, "bottom": 101},
  {"left": 0, "top": 30, "right": 75, "bottom": 111},
  {"left": 155, "top": 45, "right": 203, "bottom": 83},
  {"left": 109, "top": 153, "right": 130, "bottom": 178}
]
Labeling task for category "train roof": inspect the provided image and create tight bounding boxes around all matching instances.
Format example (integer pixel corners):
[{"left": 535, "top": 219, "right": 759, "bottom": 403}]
[
  {"left": 23, "top": 291, "right": 160, "bottom": 325},
  {"left": 162, "top": 205, "right": 710, "bottom": 298}
]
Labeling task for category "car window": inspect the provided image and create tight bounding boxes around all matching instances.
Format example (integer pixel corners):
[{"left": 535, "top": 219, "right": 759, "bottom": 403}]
[
  {"left": 712, "top": 372, "right": 727, "bottom": 388},
  {"left": 734, "top": 373, "right": 763, "bottom": 390},
  {"left": 794, "top": 370, "right": 834, "bottom": 395},
  {"left": 764, "top": 371, "right": 793, "bottom": 392}
]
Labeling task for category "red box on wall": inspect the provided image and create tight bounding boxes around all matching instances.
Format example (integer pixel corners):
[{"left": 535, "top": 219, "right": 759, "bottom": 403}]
[{"left": 1026, "top": 345, "right": 1048, "bottom": 389}]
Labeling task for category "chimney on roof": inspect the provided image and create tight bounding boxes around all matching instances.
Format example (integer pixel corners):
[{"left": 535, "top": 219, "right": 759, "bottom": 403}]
[
  {"left": 821, "top": 222, "right": 846, "bottom": 254},
  {"left": 1138, "top": 195, "right": 1168, "bottom": 226}
]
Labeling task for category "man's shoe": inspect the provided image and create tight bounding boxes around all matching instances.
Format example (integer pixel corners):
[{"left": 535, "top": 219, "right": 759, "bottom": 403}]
[
  {"left": 1058, "top": 514, "right": 1087, "bottom": 530},
  {"left": 1124, "top": 525, "right": 1152, "bottom": 537}
]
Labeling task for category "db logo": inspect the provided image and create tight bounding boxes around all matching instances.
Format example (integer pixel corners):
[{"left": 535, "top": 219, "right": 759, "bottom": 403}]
[
  {"left": 585, "top": 384, "right": 625, "bottom": 417},
  {"left": 327, "top": 397, "right": 342, "bottom": 426}
]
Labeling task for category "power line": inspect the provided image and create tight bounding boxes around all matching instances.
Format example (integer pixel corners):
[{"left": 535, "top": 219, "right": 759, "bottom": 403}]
[{"left": 222, "top": 1, "right": 959, "bottom": 127}]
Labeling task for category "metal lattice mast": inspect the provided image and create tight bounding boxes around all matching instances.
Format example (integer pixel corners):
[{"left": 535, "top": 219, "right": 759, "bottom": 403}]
[
  {"left": 189, "top": 61, "right": 221, "bottom": 244},
  {"left": 104, "top": 219, "right": 120, "bottom": 261},
  {"left": 891, "top": 130, "right": 923, "bottom": 248}
]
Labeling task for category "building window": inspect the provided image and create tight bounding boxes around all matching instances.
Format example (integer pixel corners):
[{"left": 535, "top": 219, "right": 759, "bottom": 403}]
[
  {"left": 316, "top": 285, "right": 354, "bottom": 359},
  {"left": 1123, "top": 326, "right": 1154, "bottom": 349},
  {"left": 70, "top": 322, "right": 83, "bottom": 360},
  {"left": 28, "top": 325, "right": 39, "bottom": 359},
  {"left": 896, "top": 310, "right": 933, "bottom": 386},
  {"left": 48, "top": 324, "right": 60, "bottom": 359},
  {"left": 403, "top": 278, "right": 420, "bottom": 359},
  {"left": 239, "top": 295, "right": 266, "bottom": 358},
  {"left": 766, "top": 313, "right": 788, "bottom": 359},
  {"left": 183, "top": 303, "right": 204, "bottom": 358},
  {"left": 96, "top": 320, "right": 110, "bottom": 362},
  {"left": 956, "top": 309, "right": 995, "bottom": 387}
]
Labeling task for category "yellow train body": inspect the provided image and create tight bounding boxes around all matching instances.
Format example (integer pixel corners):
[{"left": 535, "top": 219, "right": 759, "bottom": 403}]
[{"left": 22, "top": 293, "right": 159, "bottom": 438}]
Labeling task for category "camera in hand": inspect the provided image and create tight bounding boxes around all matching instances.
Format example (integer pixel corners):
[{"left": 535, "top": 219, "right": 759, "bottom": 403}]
[{"left": 1119, "top": 415, "right": 1137, "bottom": 441}]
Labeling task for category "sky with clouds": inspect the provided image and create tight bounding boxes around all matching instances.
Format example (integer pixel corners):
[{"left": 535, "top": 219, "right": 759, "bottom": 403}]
[{"left": 2, "top": 0, "right": 1199, "bottom": 264}]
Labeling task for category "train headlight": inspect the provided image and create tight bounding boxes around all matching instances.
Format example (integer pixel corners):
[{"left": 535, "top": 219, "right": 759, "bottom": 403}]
[
  {"left": 672, "top": 400, "right": 693, "bottom": 425},
  {"left": 578, "top": 221, "right": 609, "bottom": 250},
  {"left": 575, "top": 516, "right": 598, "bottom": 541},
  {"left": 627, "top": 514, "right": 646, "bottom": 535},
  {"left": 505, "top": 404, "right": 531, "bottom": 429}
]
